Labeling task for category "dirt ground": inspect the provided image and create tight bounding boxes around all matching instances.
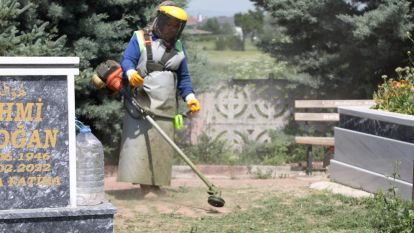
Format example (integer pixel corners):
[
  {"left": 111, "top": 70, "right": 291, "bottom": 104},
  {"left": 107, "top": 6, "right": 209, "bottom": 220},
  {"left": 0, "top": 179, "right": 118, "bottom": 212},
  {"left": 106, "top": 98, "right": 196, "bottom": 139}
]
[{"left": 104, "top": 171, "right": 329, "bottom": 219}]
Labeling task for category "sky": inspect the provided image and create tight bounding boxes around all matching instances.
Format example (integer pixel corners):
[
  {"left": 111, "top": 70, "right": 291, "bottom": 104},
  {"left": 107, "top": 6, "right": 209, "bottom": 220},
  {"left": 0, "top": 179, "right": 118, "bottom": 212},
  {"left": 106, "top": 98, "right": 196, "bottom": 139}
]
[{"left": 185, "top": 0, "right": 255, "bottom": 17}]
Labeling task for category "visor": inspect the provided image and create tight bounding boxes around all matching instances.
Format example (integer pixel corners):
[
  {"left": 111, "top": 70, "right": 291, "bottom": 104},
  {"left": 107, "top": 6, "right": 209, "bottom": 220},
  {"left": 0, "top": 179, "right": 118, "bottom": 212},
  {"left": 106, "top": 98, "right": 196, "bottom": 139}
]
[{"left": 153, "top": 13, "right": 186, "bottom": 48}]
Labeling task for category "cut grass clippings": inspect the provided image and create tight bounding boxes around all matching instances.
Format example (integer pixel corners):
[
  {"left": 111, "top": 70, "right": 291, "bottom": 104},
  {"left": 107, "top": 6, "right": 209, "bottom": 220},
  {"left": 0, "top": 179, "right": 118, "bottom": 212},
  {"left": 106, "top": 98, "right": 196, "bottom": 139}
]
[{"left": 107, "top": 186, "right": 376, "bottom": 233}]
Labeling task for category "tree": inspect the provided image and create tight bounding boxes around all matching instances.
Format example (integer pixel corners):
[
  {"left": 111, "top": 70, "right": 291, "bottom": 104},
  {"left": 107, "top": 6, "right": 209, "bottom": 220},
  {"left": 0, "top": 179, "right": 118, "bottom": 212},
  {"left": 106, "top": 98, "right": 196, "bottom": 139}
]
[
  {"left": 251, "top": 0, "right": 414, "bottom": 99},
  {"left": 0, "top": 0, "right": 66, "bottom": 56},
  {"left": 199, "top": 18, "right": 223, "bottom": 34},
  {"left": 234, "top": 9, "right": 264, "bottom": 40}
]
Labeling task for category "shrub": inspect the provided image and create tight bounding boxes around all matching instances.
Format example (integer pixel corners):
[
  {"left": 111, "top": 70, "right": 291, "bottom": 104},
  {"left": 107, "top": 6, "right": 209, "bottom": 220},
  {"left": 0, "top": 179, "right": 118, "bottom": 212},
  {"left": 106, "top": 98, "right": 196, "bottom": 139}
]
[
  {"left": 373, "top": 32, "right": 414, "bottom": 115},
  {"left": 373, "top": 67, "right": 414, "bottom": 115},
  {"left": 214, "top": 35, "right": 244, "bottom": 51},
  {"left": 238, "top": 131, "right": 292, "bottom": 165},
  {"left": 214, "top": 36, "right": 227, "bottom": 51},
  {"left": 175, "top": 132, "right": 234, "bottom": 165},
  {"left": 366, "top": 192, "right": 414, "bottom": 232},
  {"left": 176, "top": 130, "right": 331, "bottom": 166}
]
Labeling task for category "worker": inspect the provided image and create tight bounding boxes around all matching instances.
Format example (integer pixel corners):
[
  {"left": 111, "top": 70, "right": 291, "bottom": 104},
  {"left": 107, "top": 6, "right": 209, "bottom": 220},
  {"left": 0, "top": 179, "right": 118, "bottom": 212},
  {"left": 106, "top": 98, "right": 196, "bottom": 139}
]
[{"left": 117, "top": 2, "right": 200, "bottom": 195}]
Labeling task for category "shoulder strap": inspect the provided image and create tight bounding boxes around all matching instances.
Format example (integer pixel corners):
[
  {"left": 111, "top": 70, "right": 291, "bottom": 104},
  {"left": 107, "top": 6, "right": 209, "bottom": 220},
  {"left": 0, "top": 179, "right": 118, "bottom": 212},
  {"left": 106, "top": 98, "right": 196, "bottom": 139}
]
[
  {"left": 143, "top": 27, "right": 153, "bottom": 62},
  {"left": 135, "top": 28, "right": 181, "bottom": 73},
  {"left": 133, "top": 30, "right": 145, "bottom": 53}
]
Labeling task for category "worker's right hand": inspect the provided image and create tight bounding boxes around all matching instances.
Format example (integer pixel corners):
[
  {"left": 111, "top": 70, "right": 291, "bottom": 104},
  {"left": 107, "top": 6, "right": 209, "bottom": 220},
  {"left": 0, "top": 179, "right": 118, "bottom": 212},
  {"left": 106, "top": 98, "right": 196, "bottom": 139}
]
[
  {"left": 128, "top": 70, "right": 144, "bottom": 87},
  {"left": 187, "top": 98, "right": 201, "bottom": 113}
]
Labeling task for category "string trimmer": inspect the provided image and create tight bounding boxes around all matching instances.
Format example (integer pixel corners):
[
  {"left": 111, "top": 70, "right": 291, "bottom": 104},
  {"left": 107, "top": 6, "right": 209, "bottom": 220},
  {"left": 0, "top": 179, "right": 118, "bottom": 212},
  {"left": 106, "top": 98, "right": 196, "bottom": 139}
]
[{"left": 91, "top": 60, "right": 225, "bottom": 208}]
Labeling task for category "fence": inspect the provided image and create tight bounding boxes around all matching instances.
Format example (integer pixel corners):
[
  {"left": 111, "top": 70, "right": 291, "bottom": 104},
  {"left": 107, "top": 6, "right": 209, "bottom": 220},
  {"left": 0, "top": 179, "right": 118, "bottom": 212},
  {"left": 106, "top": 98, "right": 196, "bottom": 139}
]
[{"left": 188, "top": 79, "right": 290, "bottom": 149}]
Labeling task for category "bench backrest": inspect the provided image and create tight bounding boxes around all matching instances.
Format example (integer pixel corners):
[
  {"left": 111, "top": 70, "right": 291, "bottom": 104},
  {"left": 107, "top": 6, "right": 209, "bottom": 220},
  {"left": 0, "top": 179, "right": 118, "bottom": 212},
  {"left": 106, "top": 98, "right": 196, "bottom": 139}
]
[
  {"left": 294, "top": 99, "right": 374, "bottom": 146},
  {"left": 294, "top": 99, "right": 375, "bottom": 122}
]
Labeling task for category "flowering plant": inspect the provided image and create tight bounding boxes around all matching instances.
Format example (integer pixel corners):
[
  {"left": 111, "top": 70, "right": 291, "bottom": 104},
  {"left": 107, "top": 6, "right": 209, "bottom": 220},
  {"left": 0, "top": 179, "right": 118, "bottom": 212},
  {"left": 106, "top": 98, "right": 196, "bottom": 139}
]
[
  {"left": 373, "top": 66, "right": 414, "bottom": 115},
  {"left": 373, "top": 33, "right": 414, "bottom": 115}
]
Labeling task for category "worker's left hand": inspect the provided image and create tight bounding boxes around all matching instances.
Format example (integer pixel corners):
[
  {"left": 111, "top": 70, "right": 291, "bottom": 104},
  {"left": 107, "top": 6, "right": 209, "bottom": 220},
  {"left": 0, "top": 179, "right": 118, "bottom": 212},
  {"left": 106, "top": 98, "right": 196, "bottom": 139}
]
[{"left": 187, "top": 98, "right": 201, "bottom": 113}]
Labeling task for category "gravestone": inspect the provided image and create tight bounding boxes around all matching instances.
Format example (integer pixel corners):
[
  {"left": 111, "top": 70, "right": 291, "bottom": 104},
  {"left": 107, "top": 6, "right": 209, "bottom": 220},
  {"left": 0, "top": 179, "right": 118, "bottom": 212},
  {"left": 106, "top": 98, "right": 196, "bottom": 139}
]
[{"left": 0, "top": 57, "right": 115, "bottom": 232}]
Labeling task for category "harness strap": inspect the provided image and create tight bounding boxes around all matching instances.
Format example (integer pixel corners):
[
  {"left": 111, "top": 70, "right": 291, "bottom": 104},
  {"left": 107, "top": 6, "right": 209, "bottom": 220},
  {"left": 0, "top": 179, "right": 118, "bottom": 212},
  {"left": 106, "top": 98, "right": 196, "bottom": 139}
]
[
  {"left": 159, "top": 51, "right": 175, "bottom": 68},
  {"left": 143, "top": 28, "right": 153, "bottom": 63},
  {"left": 135, "top": 28, "right": 182, "bottom": 75}
]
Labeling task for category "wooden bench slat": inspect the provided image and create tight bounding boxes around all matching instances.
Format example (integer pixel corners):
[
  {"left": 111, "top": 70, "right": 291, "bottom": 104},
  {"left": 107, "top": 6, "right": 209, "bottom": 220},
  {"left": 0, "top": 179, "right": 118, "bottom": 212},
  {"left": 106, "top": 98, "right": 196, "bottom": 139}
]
[
  {"left": 295, "top": 136, "right": 335, "bottom": 146},
  {"left": 295, "top": 99, "right": 374, "bottom": 108},
  {"left": 294, "top": 113, "right": 339, "bottom": 121}
]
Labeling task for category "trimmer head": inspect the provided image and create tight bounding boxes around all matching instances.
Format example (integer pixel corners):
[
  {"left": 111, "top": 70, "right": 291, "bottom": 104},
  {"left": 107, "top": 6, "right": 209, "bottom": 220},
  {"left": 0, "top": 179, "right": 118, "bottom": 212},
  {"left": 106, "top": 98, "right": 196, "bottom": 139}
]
[
  {"left": 208, "top": 195, "right": 225, "bottom": 207},
  {"left": 206, "top": 185, "right": 225, "bottom": 207}
]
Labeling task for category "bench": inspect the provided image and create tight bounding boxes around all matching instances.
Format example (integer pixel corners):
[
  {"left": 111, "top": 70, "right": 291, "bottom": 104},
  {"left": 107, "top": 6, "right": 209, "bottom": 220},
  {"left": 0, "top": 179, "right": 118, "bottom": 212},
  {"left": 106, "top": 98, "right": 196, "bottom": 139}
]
[{"left": 294, "top": 99, "right": 374, "bottom": 175}]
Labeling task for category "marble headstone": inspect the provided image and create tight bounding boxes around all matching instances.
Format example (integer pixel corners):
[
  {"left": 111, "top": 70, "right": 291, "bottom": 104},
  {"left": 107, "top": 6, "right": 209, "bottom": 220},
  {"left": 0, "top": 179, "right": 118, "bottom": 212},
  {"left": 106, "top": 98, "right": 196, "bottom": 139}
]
[
  {"left": 0, "top": 76, "right": 70, "bottom": 210},
  {"left": 0, "top": 57, "right": 115, "bottom": 233}
]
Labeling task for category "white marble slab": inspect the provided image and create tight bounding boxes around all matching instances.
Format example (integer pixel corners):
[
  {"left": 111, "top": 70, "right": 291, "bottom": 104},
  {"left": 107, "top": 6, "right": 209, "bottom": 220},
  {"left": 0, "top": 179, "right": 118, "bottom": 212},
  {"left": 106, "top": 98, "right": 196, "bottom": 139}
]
[
  {"left": 0, "top": 57, "right": 79, "bottom": 65},
  {"left": 334, "top": 127, "right": 414, "bottom": 182},
  {"left": 330, "top": 160, "right": 412, "bottom": 200},
  {"left": 338, "top": 106, "right": 414, "bottom": 127}
]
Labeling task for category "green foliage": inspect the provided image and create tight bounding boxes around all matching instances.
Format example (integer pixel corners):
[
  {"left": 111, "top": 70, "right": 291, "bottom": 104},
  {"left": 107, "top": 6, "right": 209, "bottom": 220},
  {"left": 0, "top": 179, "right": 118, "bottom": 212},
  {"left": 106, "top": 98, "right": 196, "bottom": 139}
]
[
  {"left": 198, "top": 18, "right": 222, "bottom": 34},
  {"left": 198, "top": 18, "right": 233, "bottom": 35},
  {"left": 197, "top": 21, "right": 243, "bottom": 54},
  {"left": 251, "top": 168, "right": 272, "bottom": 179},
  {"left": 176, "top": 132, "right": 234, "bottom": 164},
  {"left": 229, "top": 54, "right": 288, "bottom": 79},
  {"left": 238, "top": 131, "right": 292, "bottom": 165},
  {"left": 234, "top": 9, "right": 264, "bottom": 39},
  {"left": 0, "top": 0, "right": 67, "bottom": 56},
  {"left": 374, "top": 67, "right": 414, "bottom": 115},
  {"left": 251, "top": 0, "right": 414, "bottom": 99},
  {"left": 214, "top": 36, "right": 227, "bottom": 50},
  {"left": 366, "top": 192, "right": 414, "bottom": 232},
  {"left": 183, "top": 42, "right": 224, "bottom": 93},
  {"left": 373, "top": 34, "right": 414, "bottom": 115},
  {"left": 176, "top": 130, "right": 325, "bottom": 166},
  {"left": 214, "top": 35, "right": 244, "bottom": 51},
  {"left": 363, "top": 162, "right": 414, "bottom": 232}
]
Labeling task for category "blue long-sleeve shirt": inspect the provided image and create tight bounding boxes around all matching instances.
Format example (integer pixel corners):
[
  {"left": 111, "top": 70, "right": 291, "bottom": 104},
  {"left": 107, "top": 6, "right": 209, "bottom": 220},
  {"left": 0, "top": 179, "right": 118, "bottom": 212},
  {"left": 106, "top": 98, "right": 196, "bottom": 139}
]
[{"left": 121, "top": 33, "right": 194, "bottom": 100}]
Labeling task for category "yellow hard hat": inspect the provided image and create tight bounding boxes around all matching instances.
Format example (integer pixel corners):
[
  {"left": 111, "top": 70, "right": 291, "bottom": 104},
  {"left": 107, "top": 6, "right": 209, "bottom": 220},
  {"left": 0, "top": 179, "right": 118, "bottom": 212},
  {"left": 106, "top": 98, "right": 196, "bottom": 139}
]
[{"left": 159, "top": 5, "right": 188, "bottom": 22}]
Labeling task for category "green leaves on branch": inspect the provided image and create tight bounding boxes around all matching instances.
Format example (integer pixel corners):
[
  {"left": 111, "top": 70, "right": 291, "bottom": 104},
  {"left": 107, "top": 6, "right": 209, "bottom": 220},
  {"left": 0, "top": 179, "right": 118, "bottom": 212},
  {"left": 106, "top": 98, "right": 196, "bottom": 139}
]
[
  {"left": 251, "top": 0, "right": 414, "bottom": 99},
  {"left": 0, "top": 0, "right": 66, "bottom": 56}
]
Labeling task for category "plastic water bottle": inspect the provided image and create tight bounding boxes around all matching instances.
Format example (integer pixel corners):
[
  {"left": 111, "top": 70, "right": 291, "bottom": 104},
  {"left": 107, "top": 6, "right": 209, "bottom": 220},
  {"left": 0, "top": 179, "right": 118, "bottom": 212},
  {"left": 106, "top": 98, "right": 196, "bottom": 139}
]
[{"left": 76, "top": 126, "right": 105, "bottom": 206}]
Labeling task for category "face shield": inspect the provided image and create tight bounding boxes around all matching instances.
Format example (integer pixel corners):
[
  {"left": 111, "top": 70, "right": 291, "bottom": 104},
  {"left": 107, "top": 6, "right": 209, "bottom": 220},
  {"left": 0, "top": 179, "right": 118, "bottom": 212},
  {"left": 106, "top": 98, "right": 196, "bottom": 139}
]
[{"left": 153, "top": 6, "right": 187, "bottom": 49}]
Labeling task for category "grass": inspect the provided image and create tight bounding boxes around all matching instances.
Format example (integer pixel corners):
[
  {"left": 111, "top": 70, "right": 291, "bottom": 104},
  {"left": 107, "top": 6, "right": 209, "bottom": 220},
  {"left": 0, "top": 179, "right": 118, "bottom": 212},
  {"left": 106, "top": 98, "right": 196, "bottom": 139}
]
[
  {"left": 107, "top": 186, "right": 376, "bottom": 233},
  {"left": 187, "top": 39, "right": 267, "bottom": 65},
  {"left": 186, "top": 38, "right": 288, "bottom": 81}
]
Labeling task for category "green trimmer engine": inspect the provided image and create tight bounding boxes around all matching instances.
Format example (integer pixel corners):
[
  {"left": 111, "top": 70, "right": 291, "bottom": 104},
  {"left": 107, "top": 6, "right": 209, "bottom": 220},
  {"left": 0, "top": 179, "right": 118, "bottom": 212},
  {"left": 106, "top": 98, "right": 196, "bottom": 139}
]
[{"left": 91, "top": 60, "right": 225, "bottom": 208}]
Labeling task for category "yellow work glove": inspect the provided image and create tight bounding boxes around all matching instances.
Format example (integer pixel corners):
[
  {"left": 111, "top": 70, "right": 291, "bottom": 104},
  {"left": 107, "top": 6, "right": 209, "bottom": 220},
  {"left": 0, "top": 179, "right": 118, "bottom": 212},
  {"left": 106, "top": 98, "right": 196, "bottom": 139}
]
[
  {"left": 187, "top": 99, "right": 201, "bottom": 113},
  {"left": 129, "top": 71, "right": 144, "bottom": 87}
]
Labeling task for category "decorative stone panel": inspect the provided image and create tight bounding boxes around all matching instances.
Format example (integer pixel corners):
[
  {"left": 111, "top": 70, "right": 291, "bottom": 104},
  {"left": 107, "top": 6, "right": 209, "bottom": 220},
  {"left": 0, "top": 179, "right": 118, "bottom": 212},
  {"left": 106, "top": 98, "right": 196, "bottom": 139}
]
[{"left": 189, "top": 79, "right": 289, "bottom": 149}]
